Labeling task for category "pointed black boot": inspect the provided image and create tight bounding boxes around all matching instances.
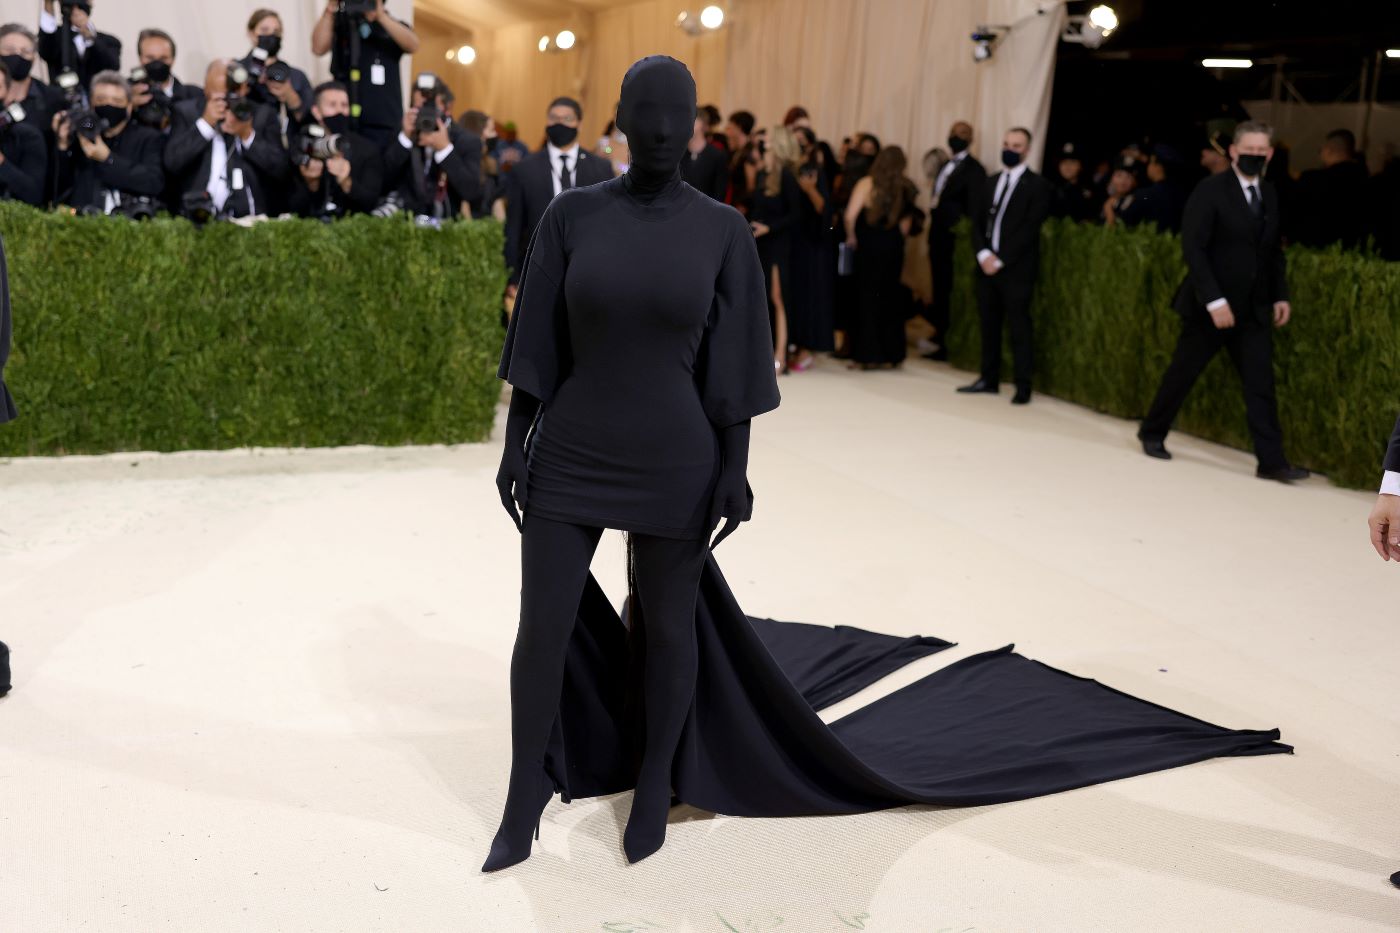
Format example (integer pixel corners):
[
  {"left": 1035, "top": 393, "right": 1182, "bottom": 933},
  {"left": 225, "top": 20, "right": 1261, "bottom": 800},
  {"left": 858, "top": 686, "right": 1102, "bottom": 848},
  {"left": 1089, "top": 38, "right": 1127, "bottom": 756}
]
[
  {"left": 481, "top": 766, "right": 555, "bottom": 872},
  {"left": 621, "top": 777, "right": 673, "bottom": 865}
]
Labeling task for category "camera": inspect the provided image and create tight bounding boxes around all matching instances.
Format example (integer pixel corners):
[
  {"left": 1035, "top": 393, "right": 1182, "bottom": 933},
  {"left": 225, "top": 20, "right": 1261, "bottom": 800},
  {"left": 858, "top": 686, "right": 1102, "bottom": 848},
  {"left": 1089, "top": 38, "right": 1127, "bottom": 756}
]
[
  {"left": 55, "top": 70, "right": 83, "bottom": 108},
  {"left": 227, "top": 62, "right": 250, "bottom": 91},
  {"left": 0, "top": 103, "right": 26, "bottom": 132},
  {"left": 415, "top": 102, "right": 440, "bottom": 137},
  {"left": 370, "top": 191, "right": 405, "bottom": 218},
  {"left": 225, "top": 94, "right": 255, "bottom": 123},
  {"left": 181, "top": 190, "right": 216, "bottom": 225},
  {"left": 292, "top": 124, "right": 346, "bottom": 165},
  {"left": 339, "top": 0, "right": 376, "bottom": 15},
  {"left": 115, "top": 195, "right": 158, "bottom": 221},
  {"left": 265, "top": 60, "right": 291, "bottom": 84},
  {"left": 59, "top": 0, "right": 92, "bottom": 17},
  {"left": 68, "top": 108, "right": 107, "bottom": 143},
  {"left": 244, "top": 46, "right": 270, "bottom": 81},
  {"left": 133, "top": 95, "right": 171, "bottom": 129}
]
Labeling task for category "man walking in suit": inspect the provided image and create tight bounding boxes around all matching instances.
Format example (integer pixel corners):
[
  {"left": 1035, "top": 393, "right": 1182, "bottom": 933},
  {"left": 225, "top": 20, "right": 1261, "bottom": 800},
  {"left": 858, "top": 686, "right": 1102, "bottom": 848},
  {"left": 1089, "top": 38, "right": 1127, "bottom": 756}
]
[
  {"left": 924, "top": 120, "right": 986, "bottom": 360},
  {"left": 1368, "top": 412, "right": 1400, "bottom": 891},
  {"left": 959, "top": 126, "right": 1051, "bottom": 404},
  {"left": 1138, "top": 120, "right": 1308, "bottom": 482},
  {"left": 503, "top": 96, "right": 613, "bottom": 302}
]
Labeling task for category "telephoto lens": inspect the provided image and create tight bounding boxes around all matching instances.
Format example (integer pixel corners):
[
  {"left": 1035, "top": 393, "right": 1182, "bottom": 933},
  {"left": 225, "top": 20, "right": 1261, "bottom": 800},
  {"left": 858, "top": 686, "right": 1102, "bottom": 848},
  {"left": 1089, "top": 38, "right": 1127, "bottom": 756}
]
[
  {"left": 307, "top": 134, "right": 345, "bottom": 160},
  {"left": 265, "top": 60, "right": 292, "bottom": 84},
  {"left": 69, "top": 108, "right": 105, "bottom": 142},
  {"left": 225, "top": 94, "right": 255, "bottom": 123},
  {"left": 415, "top": 103, "right": 439, "bottom": 136}
]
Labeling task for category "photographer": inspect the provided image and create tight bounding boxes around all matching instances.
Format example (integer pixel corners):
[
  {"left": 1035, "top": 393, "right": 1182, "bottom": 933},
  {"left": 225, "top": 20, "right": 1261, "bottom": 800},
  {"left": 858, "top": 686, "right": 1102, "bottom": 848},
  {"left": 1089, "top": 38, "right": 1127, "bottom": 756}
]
[
  {"left": 240, "top": 9, "right": 314, "bottom": 136},
  {"left": 2, "top": 25, "right": 59, "bottom": 142},
  {"left": 288, "top": 80, "right": 382, "bottom": 219},
  {"left": 0, "top": 61, "right": 47, "bottom": 205},
  {"left": 165, "top": 59, "right": 288, "bottom": 221},
  {"left": 311, "top": 0, "right": 418, "bottom": 150},
  {"left": 52, "top": 70, "right": 163, "bottom": 215},
  {"left": 384, "top": 74, "right": 481, "bottom": 220},
  {"left": 129, "top": 29, "right": 202, "bottom": 134},
  {"left": 37, "top": 0, "right": 120, "bottom": 89}
]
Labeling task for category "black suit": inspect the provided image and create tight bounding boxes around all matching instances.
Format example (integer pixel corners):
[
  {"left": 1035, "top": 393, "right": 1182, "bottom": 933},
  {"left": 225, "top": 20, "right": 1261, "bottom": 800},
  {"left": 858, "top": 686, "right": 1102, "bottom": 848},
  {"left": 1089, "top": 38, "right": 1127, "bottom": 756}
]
[
  {"left": 288, "top": 131, "right": 384, "bottom": 218},
  {"left": 680, "top": 143, "right": 728, "bottom": 201},
  {"left": 503, "top": 146, "right": 612, "bottom": 284},
  {"left": 54, "top": 122, "right": 165, "bottom": 213},
  {"left": 927, "top": 153, "right": 987, "bottom": 341},
  {"left": 969, "top": 166, "right": 1051, "bottom": 389},
  {"left": 383, "top": 123, "right": 483, "bottom": 219},
  {"left": 38, "top": 22, "right": 120, "bottom": 88},
  {"left": 1141, "top": 170, "right": 1291, "bottom": 467},
  {"left": 1386, "top": 416, "right": 1400, "bottom": 474},
  {"left": 0, "top": 122, "right": 49, "bottom": 206},
  {"left": 164, "top": 99, "right": 288, "bottom": 218}
]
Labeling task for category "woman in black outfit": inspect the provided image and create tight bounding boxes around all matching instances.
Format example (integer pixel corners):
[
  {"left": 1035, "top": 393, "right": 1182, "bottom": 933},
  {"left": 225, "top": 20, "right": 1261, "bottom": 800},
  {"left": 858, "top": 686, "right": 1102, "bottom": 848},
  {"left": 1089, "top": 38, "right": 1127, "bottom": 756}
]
[
  {"left": 843, "top": 146, "right": 922, "bottom": 369},
  {"left": 745, "top": 126, "right": 803, "bottom": 374},
  {"left": 486, "top": 55, "right": 1290, "bottom": 874},
  {"left": 786, "top": 126, "right": 836, "bottom": 369}
]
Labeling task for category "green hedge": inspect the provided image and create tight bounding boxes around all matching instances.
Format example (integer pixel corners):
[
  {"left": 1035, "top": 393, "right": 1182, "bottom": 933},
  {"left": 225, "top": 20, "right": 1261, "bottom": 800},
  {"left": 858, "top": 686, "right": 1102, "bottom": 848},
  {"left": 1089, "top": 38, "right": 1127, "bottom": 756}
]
[
  {"left": 949, "top": 218, "right": 1400, "bottom": 489},
  {"left": 0, "top": 202, "right": 507, "bottom": 455}
]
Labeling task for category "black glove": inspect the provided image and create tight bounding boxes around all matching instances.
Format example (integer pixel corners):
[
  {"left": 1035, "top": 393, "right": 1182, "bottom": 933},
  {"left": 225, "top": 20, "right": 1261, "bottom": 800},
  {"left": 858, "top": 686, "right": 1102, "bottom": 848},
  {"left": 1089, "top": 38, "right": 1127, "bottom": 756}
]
[
  {"left": 496, "top": 388, "right": 541, "bottom": 532},
  {"left": 708, "top": 419, "right": 753, "bottom": 549}
]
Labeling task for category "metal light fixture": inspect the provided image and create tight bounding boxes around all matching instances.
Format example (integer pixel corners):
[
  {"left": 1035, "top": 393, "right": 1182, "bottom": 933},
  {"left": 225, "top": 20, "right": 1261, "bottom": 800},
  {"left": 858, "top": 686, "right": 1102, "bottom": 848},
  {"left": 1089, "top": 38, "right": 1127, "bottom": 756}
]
[
  {"left": 556, "top": 30, "right": 576, "bottom": 50},
  {"left": 700, "top": 5, "right": 724, "bottom": 29},
  {"left": 456, "top": 44, "right": 476, "bottom": 65},
  {"left": 1060, "top": 4, "right": 1117, "bottom": 49},
  {"left": 538, "top": 34, "right": 551, "bottom": 52},
  {"left": 677, "top": 6, "right": 726, "bottom": 36}
]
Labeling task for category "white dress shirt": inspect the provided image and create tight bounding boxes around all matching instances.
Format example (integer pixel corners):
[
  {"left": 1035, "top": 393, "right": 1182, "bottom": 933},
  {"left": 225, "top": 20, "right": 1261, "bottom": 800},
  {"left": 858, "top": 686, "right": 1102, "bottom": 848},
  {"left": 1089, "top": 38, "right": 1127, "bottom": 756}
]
[
  {"left": 932, "top": 150, "right": 967, "bottom": 202},
  {"left": 976, "top": 161, "right": 1028, "bottom": 263},
  {"left": 196, "top": 118, "right": 256, "bottom": 215},
  {"left": 38, "top": 9, "right": 94, "bottom": 54},
  {"left": 1205, "top": 168, "right": 1267, "bottom": 312},
  {"left": 1383, "top": 472, "right": 1400, "bottom": 496},
  {"left": 397, "top": 131, "right": 456, "bottom": 166},
  {"left": 547, "top": 142, "right": 580, "bottom": 198}
]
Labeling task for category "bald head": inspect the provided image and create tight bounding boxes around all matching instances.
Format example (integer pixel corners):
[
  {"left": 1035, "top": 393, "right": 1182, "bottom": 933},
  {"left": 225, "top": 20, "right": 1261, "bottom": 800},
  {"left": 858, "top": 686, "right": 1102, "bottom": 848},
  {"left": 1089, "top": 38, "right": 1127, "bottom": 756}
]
[
  {"left": 949, "top": 121, "right": 973, "bottom": 143},
  {"left": 204, "top": 58, "right": 229, "bottom": 96}
]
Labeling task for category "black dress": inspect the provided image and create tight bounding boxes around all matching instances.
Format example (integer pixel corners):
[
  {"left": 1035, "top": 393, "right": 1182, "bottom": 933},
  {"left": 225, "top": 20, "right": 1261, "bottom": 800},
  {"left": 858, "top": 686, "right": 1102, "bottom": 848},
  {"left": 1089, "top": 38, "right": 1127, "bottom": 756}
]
[
  {"left": 747, "top": 167, "right": 803, "bottom": 344},
  {"left": 495, "top": 172, "right": 1289, "bottom": 830},
  {"left": 787, "top": 168, "right": 837, "bottom": 352},
  {"left": 850, "top": 182, "right": 919, "bottom": 365}
]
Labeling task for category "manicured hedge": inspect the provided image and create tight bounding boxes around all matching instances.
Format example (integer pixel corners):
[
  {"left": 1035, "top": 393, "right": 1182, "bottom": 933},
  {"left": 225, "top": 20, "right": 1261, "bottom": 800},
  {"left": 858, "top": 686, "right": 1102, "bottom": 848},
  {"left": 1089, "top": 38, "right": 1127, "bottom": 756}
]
[
  {"left": 949, "top": 218, "right": 1400, "bottom": 489},
  {"left": 0, "top": 202, "right": 507, "bottom": 455}
]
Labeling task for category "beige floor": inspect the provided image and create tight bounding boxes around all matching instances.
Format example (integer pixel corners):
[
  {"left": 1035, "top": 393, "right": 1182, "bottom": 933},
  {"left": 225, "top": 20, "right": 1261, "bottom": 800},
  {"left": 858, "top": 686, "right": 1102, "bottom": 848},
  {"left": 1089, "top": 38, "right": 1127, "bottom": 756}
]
[{"left": 1, "top": 358, "right": 1397, "bottom": 932}]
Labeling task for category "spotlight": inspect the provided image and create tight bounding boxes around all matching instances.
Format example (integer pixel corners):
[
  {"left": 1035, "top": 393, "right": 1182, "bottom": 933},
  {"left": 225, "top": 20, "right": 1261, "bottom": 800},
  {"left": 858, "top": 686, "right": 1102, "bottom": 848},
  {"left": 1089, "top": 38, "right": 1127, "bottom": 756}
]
[
  {"left": 1060, "top": 4, "right": 1117, "bottom": 50},
  {"left": 971, "top": 27, "right": 1002, "bottom": 63},
  {"left": 445, "top": 49, "right": 454, "bottom": 61},
  {"left": 1201, "top": 58, "right": 1253, "bottom": 69},
  {"left": 1087, "top": 4, "right": 1118, "bottom": 36},
  {"left": 538, "top": 35, "right": 550, "bottom": 52},
  {"left": 556, "top": 30, "right": 576, "bottom": 50},
  {"left": 457, "top": 44, "right": 476, "bottom": 65},
  {"left": 700, "top": 5, "right": 724, "bottom": 29},
  {"left": 677, "top": 6, "right": 726, "bottom": 35}
]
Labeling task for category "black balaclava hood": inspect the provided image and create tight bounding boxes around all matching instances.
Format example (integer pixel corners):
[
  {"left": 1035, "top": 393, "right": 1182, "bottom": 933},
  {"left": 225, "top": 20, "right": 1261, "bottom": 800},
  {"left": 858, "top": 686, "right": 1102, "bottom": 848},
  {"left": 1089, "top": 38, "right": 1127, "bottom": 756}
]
[{"left": 616, "top": 55, "right": 695, "bottom": 199}]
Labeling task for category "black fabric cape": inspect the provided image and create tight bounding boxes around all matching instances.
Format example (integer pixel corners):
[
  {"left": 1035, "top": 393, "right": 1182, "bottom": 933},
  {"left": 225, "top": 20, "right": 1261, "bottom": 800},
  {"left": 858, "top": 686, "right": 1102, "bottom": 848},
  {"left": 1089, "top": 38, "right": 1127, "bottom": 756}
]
[
  {"left": 543, "top": 558, "right": 1290, "bottom": 815},
  {"left": 0, "top": 234, "right": 17, "bottom": 424}
]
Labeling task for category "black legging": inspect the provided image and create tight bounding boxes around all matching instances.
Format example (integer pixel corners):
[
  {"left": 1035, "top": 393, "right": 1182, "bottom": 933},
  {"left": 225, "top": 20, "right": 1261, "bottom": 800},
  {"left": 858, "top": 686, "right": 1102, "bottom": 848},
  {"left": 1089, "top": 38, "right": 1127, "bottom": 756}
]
[{"left": 501, "top": 511, "right": 709, "bottom": 852}]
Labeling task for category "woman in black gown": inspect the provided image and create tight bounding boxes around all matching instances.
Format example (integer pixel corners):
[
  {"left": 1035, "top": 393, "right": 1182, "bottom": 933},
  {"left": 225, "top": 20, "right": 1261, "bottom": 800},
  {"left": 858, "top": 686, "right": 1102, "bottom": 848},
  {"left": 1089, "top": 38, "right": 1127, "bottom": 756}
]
[
  {"left": 745, "top": 127, "right": 803, "bottom": 374},
  {"left": 487, "top": 56, "right": 1290, "bottom": 873},
  {"left": 843, "top": 146, "right": 922, "bottom": 369},
  {"left": 786, "top": 126, "right": 837, "bottom": 369}
]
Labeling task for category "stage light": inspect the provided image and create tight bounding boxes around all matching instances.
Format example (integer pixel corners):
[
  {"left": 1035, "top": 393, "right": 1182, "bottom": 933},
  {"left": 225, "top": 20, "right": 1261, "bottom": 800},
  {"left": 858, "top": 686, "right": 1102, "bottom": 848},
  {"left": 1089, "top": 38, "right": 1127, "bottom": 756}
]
[
  {"left": 457, "top": 44, "right": 476, "bottom": 65},
  {"left": 700, "top": 5, "right": 724, "bottom": 29},
  {"left": 1202, "top": 58, "right": 1253, "bottom": 69},
  {"left": 1387, "top": 49, "right": 1400, "bottom": 58},
  {"left": 556, "top": 30, "right": 576, "bottom": 50},
  {"left": 445, "top": 49, "right": 454, "bottom": 61},
  {"left": 1087, "top": 5, "right": 1118, "bottom": 35},
  {"left": 538, "top": 35, "right": 551, "bottom": 52},
  {"left": 971, "top": 27, "right": 1000, "bottom": 63}
]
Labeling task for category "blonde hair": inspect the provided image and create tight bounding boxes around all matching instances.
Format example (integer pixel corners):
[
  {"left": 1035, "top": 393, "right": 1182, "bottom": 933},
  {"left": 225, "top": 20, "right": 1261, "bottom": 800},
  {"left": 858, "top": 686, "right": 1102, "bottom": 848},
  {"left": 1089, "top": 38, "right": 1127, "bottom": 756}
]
[{"left": 763, "top": 125, "right": 802, "bottom": 196}]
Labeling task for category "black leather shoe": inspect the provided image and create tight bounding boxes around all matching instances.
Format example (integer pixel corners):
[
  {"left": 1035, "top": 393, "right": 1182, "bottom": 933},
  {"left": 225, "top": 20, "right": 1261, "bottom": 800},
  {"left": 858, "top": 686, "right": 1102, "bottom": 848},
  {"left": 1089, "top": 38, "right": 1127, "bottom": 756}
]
[
  {"left": 1390, "top": 869, "right": 1399, "bottom": 889},
  {"left": 957, "top": 378, "right": 999, "bottom": 394},
  {"left": 1139, "top": 438, "right": 1172, "bottom": 460},
  {"left": 1256, "top": 463, "right": 1310, "bottom": 483},
  {"left": 1011, "top": 386, "right": 1032, "bottom": 405}
]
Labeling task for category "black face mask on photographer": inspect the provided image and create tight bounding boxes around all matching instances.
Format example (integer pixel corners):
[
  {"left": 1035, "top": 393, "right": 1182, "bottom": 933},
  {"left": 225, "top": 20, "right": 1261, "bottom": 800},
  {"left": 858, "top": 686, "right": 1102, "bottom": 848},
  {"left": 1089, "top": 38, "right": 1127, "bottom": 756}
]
[
  {"left": 95, "top": 104, "right": 128, "bottom": 131},
  {"left": 142, "top": 60, "right": 171, "bottom": 86},
  {"left": 545, "top": 122, "right": 577, "bottom": 148},
  {"left": 256, "top": 34, "right": 282, "bottom": 58},
  {"left": 322, "top": 113, "right": 350, "bottom": 136},
  {"left": 1, "top": 54, "right": 32, "bottom": 82}
]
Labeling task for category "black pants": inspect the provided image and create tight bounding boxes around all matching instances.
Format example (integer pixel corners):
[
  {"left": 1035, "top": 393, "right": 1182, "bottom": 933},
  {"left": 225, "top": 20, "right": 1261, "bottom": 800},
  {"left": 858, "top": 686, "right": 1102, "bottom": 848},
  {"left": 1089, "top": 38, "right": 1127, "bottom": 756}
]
[
  {"left": 927, "top": 227, "right": 954, "bottom": 338},
  {"left": 502, "top": 512, "right": 709, "bottom": 817},
  {"left": 976, "top": 269, "right": 1035, "bottom": 388},
  {"left": 1140, "top": 314, "right": 1286, "bottom": 468}
]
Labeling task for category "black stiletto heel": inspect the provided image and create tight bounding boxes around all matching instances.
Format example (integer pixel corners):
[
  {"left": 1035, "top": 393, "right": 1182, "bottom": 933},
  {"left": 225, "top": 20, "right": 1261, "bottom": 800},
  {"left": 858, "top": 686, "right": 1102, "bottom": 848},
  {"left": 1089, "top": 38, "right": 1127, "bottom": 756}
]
[{"left": 481, "top": 768, "right": 555, "bottom": 873}]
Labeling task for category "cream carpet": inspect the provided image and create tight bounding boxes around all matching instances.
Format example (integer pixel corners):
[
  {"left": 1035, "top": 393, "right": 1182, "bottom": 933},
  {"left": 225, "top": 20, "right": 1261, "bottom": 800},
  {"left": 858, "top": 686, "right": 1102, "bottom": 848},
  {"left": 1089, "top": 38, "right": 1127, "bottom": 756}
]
[{"left": 2, "top": 358, "right": 1397, "bottom": 932}]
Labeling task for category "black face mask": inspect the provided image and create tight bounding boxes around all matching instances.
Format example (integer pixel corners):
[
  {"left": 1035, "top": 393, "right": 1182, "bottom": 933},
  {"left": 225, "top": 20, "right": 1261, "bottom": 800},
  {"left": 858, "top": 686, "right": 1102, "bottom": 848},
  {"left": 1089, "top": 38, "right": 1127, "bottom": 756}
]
[
  {"left": 95, "top": 104, "right": 128, "bottom": 130},
  {"left": 257, "top": 34, "right": 282, "bottom": 58},
  {"left": 2, "top": 54, "right": 32, "bottom": 82},
  {"left": 1235, "top": 153, "right": 1267, "bottom": 177},
  {"left": 544, "top": 122, "right": 578, "bottom": 148},
  {"left": 1001, "top": 148, "right": 1023, "bottom": 168},
  {"left": 947, "top": 135, "right": 969, "bottom": 154},
  {"left": 615, "top": 56, "right": 694, "bottom": 193},
  {"left": 322, "top": 113, "right": 350, "bottom": 136},
  {"left": 142, "top": 60, "right": 171, "bottom": 85}
]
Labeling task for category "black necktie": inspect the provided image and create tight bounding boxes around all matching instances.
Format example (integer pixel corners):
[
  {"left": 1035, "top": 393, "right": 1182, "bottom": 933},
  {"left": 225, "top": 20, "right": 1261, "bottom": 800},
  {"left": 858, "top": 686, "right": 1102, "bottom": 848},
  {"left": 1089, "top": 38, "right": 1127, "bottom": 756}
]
[
  {"left": 1246, "top": 184, "right": 1262, "bottom": 219},
  {"left": 560, "top": 156, "right": 573, "bottom": 191}
]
